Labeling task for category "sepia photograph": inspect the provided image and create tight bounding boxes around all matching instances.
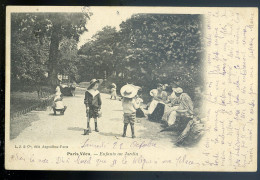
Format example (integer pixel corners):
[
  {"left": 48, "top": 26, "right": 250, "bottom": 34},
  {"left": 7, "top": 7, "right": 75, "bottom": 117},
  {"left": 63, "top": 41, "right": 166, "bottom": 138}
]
[
  {"left": 5, "top": 6, "right": 258, "bottom": 171},
  {"left": 9, "top": 10, "right": 205, "bottom": 147}
]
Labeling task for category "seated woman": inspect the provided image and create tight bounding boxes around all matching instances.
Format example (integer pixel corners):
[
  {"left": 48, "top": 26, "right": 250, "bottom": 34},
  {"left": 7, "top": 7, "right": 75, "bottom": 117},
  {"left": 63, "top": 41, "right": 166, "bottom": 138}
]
[
  {"left": 161, "top": 86, "right": 175, "bottom": 123},
  {"left": 147, "top": 83, "right": 168, "bottom": 122},
  {"left": 163, "top": 87, "right": 193, "bottom": 127},
  {"left": 176, "top": 116, "right": 205, "bottom": 146},
  {"left": 52, "top": 87, "right": 67, "bottom": 115}
]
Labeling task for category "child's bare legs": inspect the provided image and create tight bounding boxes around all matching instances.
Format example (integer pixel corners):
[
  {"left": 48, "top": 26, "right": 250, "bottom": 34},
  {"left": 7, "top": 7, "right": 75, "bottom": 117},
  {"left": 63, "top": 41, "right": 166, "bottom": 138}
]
[
  {"left": 122, "top": 123, "right": 128, "bottom": 137},
  {"left": 130, "top": 123, "right": 136, "bottom": 138},
  {"left": 53, "top": 108, "right": 57, "bottom": 115},
  {"left": 94, "top": 118, "right": 99, "bottom": 132},
  {"left": 87, "top": 116, "right": 91, "bottom": 133}
]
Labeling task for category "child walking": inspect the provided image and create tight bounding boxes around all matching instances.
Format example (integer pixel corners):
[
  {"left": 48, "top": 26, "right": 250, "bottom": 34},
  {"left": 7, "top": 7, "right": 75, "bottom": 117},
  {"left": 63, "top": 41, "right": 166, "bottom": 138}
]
[
  {"left": 84, "top": 79, "right": 102, "bottom": 135},
  {"left": 110, "top": 83, "right": 117, "bottom": 100},
  {"left": 120, "top": 84, "right": 141, "bottom": 138}
]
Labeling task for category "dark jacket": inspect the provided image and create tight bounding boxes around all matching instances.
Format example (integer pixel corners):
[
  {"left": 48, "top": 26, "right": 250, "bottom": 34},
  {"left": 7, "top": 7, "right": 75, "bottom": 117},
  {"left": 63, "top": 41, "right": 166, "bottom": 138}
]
[{"left": 84, "top": 91, "right": 102, "bottom": 109}]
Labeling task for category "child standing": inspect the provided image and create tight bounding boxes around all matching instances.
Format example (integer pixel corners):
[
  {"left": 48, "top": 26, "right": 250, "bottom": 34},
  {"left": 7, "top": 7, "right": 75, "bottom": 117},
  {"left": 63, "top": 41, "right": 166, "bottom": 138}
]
[
  {"left": 120, "top": 84, "right": 140, "bottom": 138},
  {"left": 84, "top": 79, "right": 102, "bottom": 135},
  {"left": 110, "top": 83, "right": 117, "bottom": 100}
]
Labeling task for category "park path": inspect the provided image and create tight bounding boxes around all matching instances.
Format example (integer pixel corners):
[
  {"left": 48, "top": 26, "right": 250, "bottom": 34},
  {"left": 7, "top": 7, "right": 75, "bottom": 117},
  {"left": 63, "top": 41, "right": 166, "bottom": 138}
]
[{"left": 11, "top": 89, "right": 177, "bottom": 148}]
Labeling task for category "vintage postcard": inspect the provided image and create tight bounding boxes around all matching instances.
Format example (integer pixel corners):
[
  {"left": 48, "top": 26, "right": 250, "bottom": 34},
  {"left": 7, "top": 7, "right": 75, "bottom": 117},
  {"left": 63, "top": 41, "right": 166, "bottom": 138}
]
[{"left": 5, "top": 6, "right": 258, "bottom": 171}]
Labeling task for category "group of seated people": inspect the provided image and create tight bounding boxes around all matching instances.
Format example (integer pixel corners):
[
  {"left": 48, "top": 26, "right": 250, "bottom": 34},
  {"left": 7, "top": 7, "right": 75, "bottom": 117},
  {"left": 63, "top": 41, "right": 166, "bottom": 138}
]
[{"left": 144, "top": 83, "right": 205, "bottom": 146}]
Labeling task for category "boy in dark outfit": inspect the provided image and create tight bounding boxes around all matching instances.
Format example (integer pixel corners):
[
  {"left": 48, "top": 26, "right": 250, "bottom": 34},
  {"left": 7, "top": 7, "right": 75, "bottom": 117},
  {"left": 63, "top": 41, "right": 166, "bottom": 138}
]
[{"left": 84, "top": 79, "right": 102, "bottom": 135}]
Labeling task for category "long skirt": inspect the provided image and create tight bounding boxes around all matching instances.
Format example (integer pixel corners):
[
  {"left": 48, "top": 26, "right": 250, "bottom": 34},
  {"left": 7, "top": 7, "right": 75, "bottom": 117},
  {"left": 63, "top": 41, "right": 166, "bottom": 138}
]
[
  {"left": 136, "top": 108, "right": 145, "bottom": 118},
  {"left": 162, "top": 106, "right": 179, "bottom": 126},
  {"left": 147, "top": 100, "right": 158, "bottom": 114},
  {"left": 148, "top": 103, "right": 165, "bottom": 122}
]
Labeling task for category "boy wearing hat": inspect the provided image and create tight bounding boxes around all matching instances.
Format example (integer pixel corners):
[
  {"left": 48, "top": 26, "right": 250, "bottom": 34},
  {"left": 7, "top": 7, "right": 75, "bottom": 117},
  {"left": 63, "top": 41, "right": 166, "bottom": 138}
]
[
  {"left": 120, "top": 84, "right": 141, "bottom": 138},
  {"left": 84, "top": 79, "right": 102, "bottom": 135}
]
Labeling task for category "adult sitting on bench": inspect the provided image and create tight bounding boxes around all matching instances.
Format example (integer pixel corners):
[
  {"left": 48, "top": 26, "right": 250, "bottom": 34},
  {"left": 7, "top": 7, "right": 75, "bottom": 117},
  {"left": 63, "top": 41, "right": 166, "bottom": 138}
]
[{"left": 53, "top": 86, "right": 67, "bottom": 115}]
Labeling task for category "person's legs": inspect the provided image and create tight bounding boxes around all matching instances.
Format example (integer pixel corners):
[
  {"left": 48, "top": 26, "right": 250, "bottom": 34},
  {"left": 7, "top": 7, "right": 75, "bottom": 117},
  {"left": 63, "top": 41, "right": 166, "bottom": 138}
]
[
  {"left": 167, "top": 110, "right": 177, "bottom": 126},
  {"left": 53, "top": 108, "right": 56, "bottom": 115},
  {"left": 147, "top": 100, "right": 158, "bottom": 114},
  {"left": 87, "top": 116, "right": 91, "bottom": 133},
  {"left": 61, "top": 106, "right": 67, "bottom": 115},
  {"left": 122, "top": 123, "right": 128, "bottom": 137},
  {"left": 130, "top": 123, "right": 136, "bottom": 138},
  {"left": 94, "top": 118, "right": 99, "bottom": 132}
]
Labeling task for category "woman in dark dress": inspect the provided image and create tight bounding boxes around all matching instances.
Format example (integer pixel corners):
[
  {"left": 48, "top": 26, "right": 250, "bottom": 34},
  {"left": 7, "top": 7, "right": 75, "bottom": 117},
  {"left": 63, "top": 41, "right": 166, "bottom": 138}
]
[{"left": 148, "top": 84, "right": 168, "bottom": 122}]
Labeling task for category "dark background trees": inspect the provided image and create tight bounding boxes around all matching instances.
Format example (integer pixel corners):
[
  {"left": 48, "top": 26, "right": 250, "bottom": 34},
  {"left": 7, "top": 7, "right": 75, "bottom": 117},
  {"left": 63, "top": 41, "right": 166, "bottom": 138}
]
[
  {"left": 11, "top": 13, "right": 204, "bottom": 103},
  {"left": 11, "top": 12, "right": 91, "bottom": 93},
  {"left": 78, "top": 14, "right": 204, "bottom": 101}
]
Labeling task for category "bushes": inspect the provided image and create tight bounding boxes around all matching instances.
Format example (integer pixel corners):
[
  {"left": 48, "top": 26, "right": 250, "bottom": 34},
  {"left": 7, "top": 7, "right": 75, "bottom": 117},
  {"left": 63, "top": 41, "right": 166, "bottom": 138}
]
[{"left": 79, "top": 14, "right": 204, "bottom": 102}]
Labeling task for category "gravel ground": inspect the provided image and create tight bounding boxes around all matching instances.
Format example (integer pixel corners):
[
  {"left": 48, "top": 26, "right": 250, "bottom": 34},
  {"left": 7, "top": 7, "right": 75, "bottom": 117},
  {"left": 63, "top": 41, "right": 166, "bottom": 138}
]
[{"left": 10, "top": 89, "right": 178, "bottom": 148}]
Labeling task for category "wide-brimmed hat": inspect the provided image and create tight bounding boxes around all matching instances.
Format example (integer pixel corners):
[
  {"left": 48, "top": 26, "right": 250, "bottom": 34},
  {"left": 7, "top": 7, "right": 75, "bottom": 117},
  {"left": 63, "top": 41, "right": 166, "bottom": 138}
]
[
  {"left": 120, "top": 84, "right": 138, "bottom": 98},
  {"left": 173, "top": 87, "right": 183, "bottom": 94},
  {"left": 88, "top": 79, "right": 100, "bottom": 89},
  {"left": 150, "top": 89, "right": 158, "bottom": 97},
  {"left": 111, "top": 83, "right": 117, "bottom": 88},
  {"left": 128, "top": 84, "right": 141, "bottom": 90},
  {"left": 164, "top": 84, "right": 169, "bottom": 87}
]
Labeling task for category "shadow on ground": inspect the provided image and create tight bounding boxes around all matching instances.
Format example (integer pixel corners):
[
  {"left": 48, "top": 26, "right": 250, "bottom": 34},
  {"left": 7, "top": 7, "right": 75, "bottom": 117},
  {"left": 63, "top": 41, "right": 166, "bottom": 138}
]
[
  {"left": 99, "top": 132, "right": 122, "bottom": 138},
  {"left": 137, "top": 117, "right": 178, "bottom": 148},
  {"left": 112, "top": 109, "right": 123, "bottom": 112},
  {"left": 68, "top": 127, "right": 85, "bottom": 131},
  {"left": 48, "top": 113, "right": 65, "bottom": 116},
  {"left": 109, "top": 118, "right": 122, "bottom": 121}
]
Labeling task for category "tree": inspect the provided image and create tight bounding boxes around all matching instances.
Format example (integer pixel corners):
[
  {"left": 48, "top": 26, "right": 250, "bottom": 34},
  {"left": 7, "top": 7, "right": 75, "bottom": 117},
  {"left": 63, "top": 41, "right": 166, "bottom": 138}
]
[
  {"left": 11, "top": 13, "right": 49, "bottom": 94},
  {"left": 78, "top": 26, "right": 118, "bottom": 79},
  {"left": 11, "top": 12, "right": 91, "bottom": 89},
  {"left": 79, "top": 14, "right": 204, "bottom": 98},
  {"left": 58, "top": 38, "right": 80, "bottom": 82}
]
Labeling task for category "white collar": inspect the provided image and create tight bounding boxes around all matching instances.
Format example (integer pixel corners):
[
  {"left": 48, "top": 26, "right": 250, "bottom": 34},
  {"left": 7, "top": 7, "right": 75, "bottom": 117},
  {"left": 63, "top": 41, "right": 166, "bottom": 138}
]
[{"left": 87, "top": 89, "right": 99, "bottom": 97}]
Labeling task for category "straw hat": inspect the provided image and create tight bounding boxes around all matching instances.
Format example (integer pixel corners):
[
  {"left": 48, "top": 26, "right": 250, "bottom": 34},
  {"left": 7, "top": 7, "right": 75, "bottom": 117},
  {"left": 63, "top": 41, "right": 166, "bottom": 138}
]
[
  {"left": 88, "top": 79, "right": 100, "bottom": 89},
  {"left": 111, "top": 83, "right": 117, "bottom": 88},
  {"left": 120, "top": 84, "right": 138, "bottom": 98},
  {"left": 173, "top": 87, "right": 183, "bottom": 94},
  {"left": 128, "top": 84, "right": 141, "bottom": 90},
  {"left": 150, "top": 89, "right": 158, "bottom": 97}
]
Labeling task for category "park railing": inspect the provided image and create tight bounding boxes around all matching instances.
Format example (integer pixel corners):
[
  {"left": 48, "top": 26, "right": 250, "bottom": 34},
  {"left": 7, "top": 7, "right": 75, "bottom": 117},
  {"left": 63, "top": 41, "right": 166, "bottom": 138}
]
[{"left": 10, "top": 95, "right": 54, "bottom": 120}]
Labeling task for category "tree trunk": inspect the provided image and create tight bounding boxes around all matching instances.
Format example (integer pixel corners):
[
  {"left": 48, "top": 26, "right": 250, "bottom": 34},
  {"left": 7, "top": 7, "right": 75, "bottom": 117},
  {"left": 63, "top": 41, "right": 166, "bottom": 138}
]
[{"left": 48, "top": 24, "right": 61, "bottom": 87}]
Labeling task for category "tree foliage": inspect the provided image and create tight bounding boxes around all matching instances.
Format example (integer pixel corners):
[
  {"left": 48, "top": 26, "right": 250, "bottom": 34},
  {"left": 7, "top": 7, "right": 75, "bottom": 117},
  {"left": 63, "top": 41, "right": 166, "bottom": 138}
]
[
  {"left": 79, "top": 14, "right": 204, "bottom": 98},
  {"left": 11, "top": 12, "right": 91, "bottom": 90},
  {"left": 58, "top": 38, "right": 80, "bottom": 82}
]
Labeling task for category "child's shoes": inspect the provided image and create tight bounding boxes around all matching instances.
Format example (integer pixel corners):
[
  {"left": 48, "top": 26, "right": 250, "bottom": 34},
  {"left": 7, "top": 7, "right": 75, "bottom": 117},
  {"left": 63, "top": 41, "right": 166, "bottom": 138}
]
[{"left": 83, "top": 129, "right": 89, "bottom": 135}]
